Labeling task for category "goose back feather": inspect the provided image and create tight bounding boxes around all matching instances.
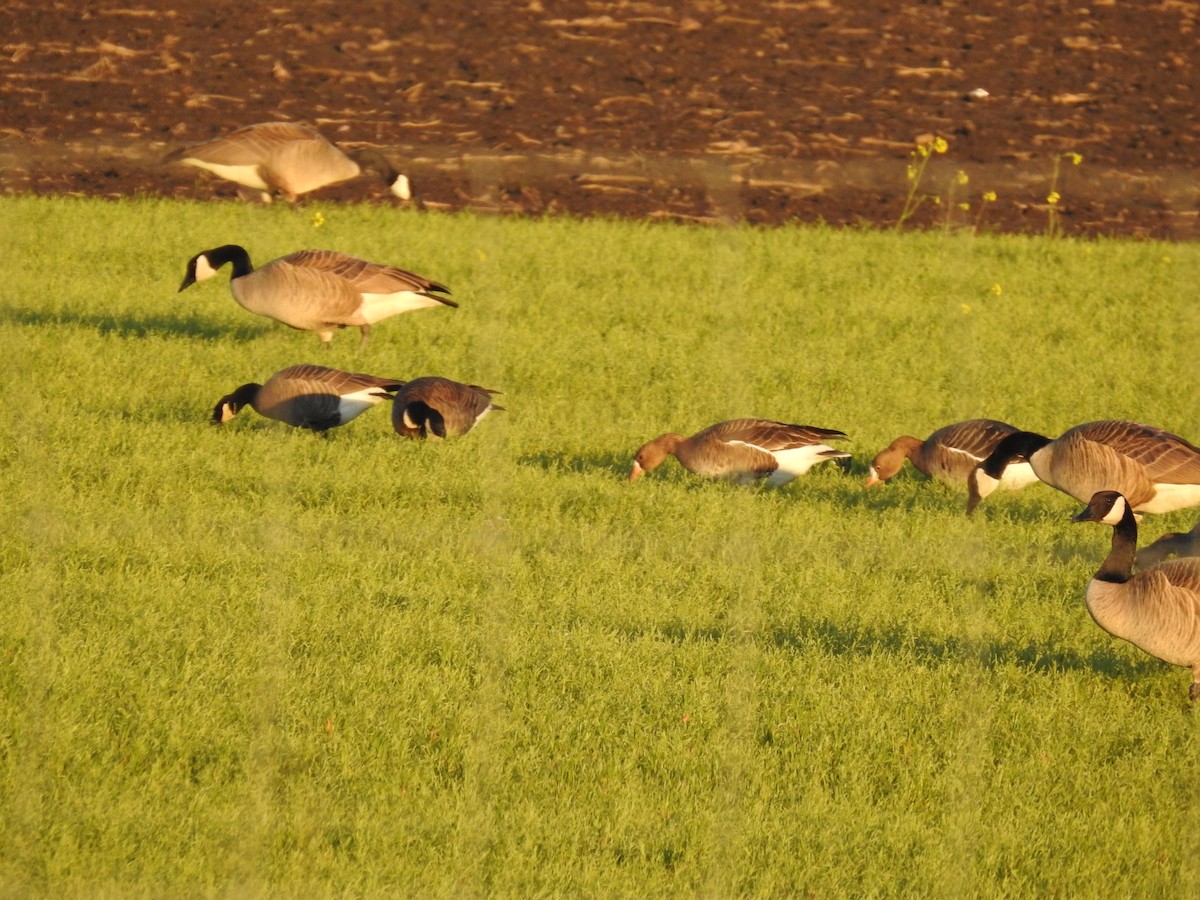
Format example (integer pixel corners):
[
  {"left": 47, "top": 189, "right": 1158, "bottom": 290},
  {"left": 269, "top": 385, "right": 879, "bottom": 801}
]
[
  {"left": 969, "top": 420, "right": 1200, "bottom": 515},
  {"left": 867, "top": 418, "right": 1036, "bottom": 488},
  {"left": 213, "top": 364, "right": 404, "bottom": 432},
  {"left": 165, "top": 122, "right": 410, "bottom": 202},
  {"left": 1136, "top": 520, "right": 1200, "bottom": 569},
  {"left": 391, "top": 376, "right": 502, "bottom": 439},
  {"left": 631, "top": 418, "right": 850, "bottom": 486},
  {"left": 1073, "top": 490, "right": 1200, "bottom": 700},
  {"left": 179, "top": 244, "right": 455, "bottom": 348}
]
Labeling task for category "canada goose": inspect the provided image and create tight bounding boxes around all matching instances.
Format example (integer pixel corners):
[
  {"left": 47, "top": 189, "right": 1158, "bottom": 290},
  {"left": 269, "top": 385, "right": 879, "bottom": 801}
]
[
  {"left": 630, "top": 419, "right": 850, "bottom": 485},
  {"left": 179, "top": 244, "right": 455, "bottom": 349},
  {"left": 1073, "top": 490, "right": 1200, "bottom": 701},
  {"left": 866, "top": 418, "right": 1038, "bottom": 492},
  {"left": 967, "top": 420, "right": 1200, "bottom": 516},
  {"left": 212, "top": 364, "right": 404, "bottom": 432},
  {"left": 391, "top": 377, "right": 503, "bottom": 439},
  {"left": 1136, "top": 519, "right": 1200, "bottom": 569},
  {"left": 164, "top": 122, "right": 415, "bottom": 204}
]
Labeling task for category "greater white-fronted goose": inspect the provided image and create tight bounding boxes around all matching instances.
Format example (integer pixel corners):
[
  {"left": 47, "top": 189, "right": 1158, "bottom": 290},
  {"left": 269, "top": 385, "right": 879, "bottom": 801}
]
[
  {"left": 1136, "top": 520, "right": 1200, "bottom": 569},
  {"left": 630, "top": 419, "right": 850, "bottom": 486},
  {"left": 164, "top": 122, "right": 414, "bottom": 203},
  {"left": 391, "top": 377, "right": 502, "bottom": 439},
  {"left": 967, "top": 420, "right": 1200, "bottom": 516},
  {"left": 1073, "top": 490, "right": 1200, "bottom": 701},
  {"left": 179, "top": 244, "right": 455, "bottom": 349},
  {"left": 212, "top": 364, "right": 404, "bottom": 432},
  {"left": 866, "top": 418, "right": 1037, "bottom": 492}
]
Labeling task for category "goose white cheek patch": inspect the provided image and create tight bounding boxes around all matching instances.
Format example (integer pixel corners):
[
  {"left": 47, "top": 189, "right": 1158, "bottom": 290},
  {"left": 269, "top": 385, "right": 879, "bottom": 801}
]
[{"left": 194, "top": 255, "right": 219, "bottom": 281}]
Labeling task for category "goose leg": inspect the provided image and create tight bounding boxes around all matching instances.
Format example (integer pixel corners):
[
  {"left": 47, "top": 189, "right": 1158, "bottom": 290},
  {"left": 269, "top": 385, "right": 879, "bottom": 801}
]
[
  {"left": 1191, "top": 680, "right": 1200, "bottom": 703},
  {"left": 316, "top": 329, "right": 335, "bottom": 350},
  {"left": 358, "top": 323, "right": 371, "bottom": 351}
]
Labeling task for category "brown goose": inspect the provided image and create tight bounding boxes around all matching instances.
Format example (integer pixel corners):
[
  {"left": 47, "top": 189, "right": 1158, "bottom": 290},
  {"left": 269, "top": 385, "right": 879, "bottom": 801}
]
[
  {"left": 1136, "top": 520, "right": 1200, "bottom": 569},
  {"left": 391, "top": 377, "right": 503, "bottom": 439},
  {"left": 866, "top": 418, "right": 1037, "bottom": 492},
  {"left": 165, "top": 122, "right": 414, "bottom": 203},
  {"left": 630, "top": 419, "right": 850, "bottom": 486},
  {"left": 179, "top": 244, "right": 455, "bottom": 349},
  {"left": 212, "top": 364, "right": 404, "bottom": 432},
  {"left": 1073, "top": 490, "right": 1200, "bottom": 701},
  {"left": 967, "top": 420, "right": 1200, "bottom": 516}
]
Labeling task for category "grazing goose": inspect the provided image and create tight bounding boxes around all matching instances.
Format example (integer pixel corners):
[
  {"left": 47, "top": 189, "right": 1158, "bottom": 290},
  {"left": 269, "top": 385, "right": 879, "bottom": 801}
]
[
  {"left": 165, "top": 122, "right": 414, "bottom": 203},
  {"left": 212, "top": 364, "right": 404, "bottom": 432},
  {"left": 1073, "top": 490, "right": 1200, "bottom": 701},
  {"left": 1136, "top": 519, "right": 1200, "bottom": 569},
  {"left": 179, "top": 244, "right": 455, "bottom": 349},
  {"left": 630, "top": 419, "right": 850, "bottom": 486},
  {"left": 866, "top": 418, "right": 1038, "bottom": 492},
  {"left": 967, "top": 420, "right": 1200, "bottom": 516},
  {"left": 391, "top": 377, "right": 503, "bottom": 439}
]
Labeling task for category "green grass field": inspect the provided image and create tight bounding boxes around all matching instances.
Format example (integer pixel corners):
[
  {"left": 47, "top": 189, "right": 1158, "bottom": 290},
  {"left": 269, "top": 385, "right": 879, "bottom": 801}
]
[{"left": 3, "top": 195, "right": 1200, "bottom": 896}]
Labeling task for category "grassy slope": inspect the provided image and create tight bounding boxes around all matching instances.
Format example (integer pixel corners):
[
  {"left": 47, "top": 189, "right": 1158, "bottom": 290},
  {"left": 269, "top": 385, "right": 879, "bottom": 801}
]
[{"left": 2, "top": 196, "right": 1200, "bottom": 896}]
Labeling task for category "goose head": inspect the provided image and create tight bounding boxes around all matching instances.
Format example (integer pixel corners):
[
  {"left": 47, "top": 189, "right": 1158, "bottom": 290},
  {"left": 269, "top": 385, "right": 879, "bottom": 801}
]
[
  {"left": 211, "top": 383, "right": 260, "bottom": 425},
  {"left": 1071, "top": 490, "right": 1130, "bottom": 527},
  {"left": 179, "top": 244, "right": 251, "bottom": 291},
  {"left": 864, "top": 436, "right": 920, "bottom": 487},
  {"left": 630, "top": 434, "right": 685, "bottom": 481}
]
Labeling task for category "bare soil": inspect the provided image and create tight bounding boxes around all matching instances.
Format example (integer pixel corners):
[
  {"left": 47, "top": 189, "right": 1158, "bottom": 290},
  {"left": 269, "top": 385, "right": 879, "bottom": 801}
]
[{"left": 2, "top": 1, "right": 1197, "bottom": 238}]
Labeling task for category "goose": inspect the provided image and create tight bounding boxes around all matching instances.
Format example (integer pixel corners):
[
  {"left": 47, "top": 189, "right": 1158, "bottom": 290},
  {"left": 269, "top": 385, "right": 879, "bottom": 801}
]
[
  {"left": 1136, "top": 519, "right": 1200, "bottom": 569},
  {"left": 1072, "top": 490, "right": 1200, "bottom": 701},
  {"left": 629, "top": 419, "right": 850, "bottom": 486},
  {"left": 866, "top": 418, "right": 1038, "bottom": 492},
  {"left": 179, "top": 244, "right": 455, "bottom": 349},
  {"left": 967, "top": 419, "right": 1200, "bottom": 516},
  {"left": 164, "top": 122, "right": 415, "bottom": 204},
  {"left": 212, "top": 364, "right": 404, "bottom": 432},
  {"left": 391, "top": 377, "right": 503, "bottom": 439}
]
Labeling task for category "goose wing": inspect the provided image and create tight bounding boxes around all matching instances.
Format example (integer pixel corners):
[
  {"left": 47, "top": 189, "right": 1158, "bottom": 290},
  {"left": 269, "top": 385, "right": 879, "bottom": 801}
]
[
  {"left": 395, "top": 378, "right": 498, "bottom": 436},
  {"left": 260, "top": 365, "right": 402, "bottom": 430},
  {"left": 1109, "top": 563, "right": 1200, "bottom": 666},
  {"left": 701, "top": 418, "right": 848, "bottom": 452},
  {"left": 272, "top": 364, "right": 404, "bottom": 396},
  {"left": 928, "top": 419, "right": 1018, "bottom": 460},
  {"left": 283, "top": 249, "right": 453, "bottom": 301},
  {"left": 170, "top": 123, "right": 323, "bottom": 165},
  {"left": 679, "top": 427, "right": 779, "bottom": 481},
  {"left": 1073, "top": 420, "right": 1200, "bottom": 484}
]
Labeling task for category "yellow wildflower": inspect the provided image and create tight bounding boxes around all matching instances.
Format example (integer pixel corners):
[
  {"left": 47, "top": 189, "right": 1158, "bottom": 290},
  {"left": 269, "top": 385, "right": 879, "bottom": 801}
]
[
  {"left": 982, "top": 191, "right": 997, "bottom": 202},
  {"left": 1047, "top": 191, "right": 1061, "bottom": 205}
]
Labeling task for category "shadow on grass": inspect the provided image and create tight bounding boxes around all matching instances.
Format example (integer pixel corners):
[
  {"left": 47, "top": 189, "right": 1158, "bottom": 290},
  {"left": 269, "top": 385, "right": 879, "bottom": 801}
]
[
  {"left": 518, "top": 448, "right": 634, "bottom": 480},
  {"left": 617, "top": 615, "right": 1160, "bottom": 684},
  {"left": 2, "top": 305, "right": 268, "bottom": 342},
  {"left": 518, "top": 448, "right": 876, "bottom": 492}
]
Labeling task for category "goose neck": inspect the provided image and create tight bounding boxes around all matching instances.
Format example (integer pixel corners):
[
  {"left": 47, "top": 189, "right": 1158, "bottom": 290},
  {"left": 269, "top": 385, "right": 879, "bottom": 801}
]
[
  {"left": 1097, "top": 504, "right": 1138, "bottom": 584},
  {"left": 982, "top": 430, "right": 1051, "bottom": 479}
]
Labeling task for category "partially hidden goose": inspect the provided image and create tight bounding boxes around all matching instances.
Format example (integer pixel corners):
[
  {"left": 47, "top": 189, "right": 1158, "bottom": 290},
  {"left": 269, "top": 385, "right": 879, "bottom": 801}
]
[
  {"left": 212, "top": 364, "right": 404, "bottom": 432},
  {"left": 1073, "top": 490, "right": 1200, "bottom": 701},
  {"left": 391, "top": 377, "right": 503, "bottom": 439},
  {"left": 179, "top": 244, "right": 455, "bottom": 349},
  {"left": 866, "top": 418, "right": 1038, "bottom": 493},
  {"left": 165, "top": 122, "right": 415, "bottom": 204},
  {"left": 1136, "top": 519, "right": 1200, "bottom": 569},
  {"left": 630, "top": 419, "right": 850, "bottom": 486},
  {"left": 967, "top": 420, "right": 1200, "bottom": 516}
]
